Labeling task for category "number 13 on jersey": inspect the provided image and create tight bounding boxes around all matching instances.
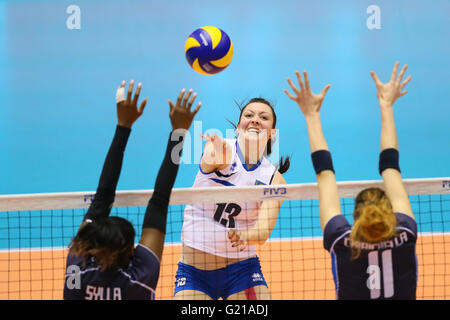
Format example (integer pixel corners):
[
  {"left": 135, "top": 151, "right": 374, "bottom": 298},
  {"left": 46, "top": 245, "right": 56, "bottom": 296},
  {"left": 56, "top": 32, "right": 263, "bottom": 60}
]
[{"left": 213, "top": 203, "right": 242, "bottom": 228}]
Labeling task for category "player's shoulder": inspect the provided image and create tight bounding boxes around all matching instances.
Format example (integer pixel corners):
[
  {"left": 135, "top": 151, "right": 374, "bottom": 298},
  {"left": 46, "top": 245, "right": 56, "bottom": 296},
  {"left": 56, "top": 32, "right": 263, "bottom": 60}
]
[
  {"left": 323, "top": 215, "right": 352, "bottom": 251},
  {"left": 395, "top": 212, "right": 418, "bottom": 237},
  {"left": 124, "top": 244, "right": 160, "bottom": 288},
  {"left": 133, "top": 243, "right": 160, "bottom": 264}
]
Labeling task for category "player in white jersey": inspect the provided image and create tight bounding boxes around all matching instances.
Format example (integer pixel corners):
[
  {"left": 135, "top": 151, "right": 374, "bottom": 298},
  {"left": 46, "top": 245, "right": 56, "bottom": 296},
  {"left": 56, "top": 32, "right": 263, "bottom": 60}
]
[{"left": 174, "top": 97, "right": 289, "bottom": 300}]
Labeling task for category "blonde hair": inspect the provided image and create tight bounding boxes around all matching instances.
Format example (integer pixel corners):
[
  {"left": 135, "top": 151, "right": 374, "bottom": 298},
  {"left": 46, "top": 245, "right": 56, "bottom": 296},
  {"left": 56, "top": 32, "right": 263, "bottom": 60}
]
[{"left": 350, "top": 188, "right": 397, "bottom": 259}]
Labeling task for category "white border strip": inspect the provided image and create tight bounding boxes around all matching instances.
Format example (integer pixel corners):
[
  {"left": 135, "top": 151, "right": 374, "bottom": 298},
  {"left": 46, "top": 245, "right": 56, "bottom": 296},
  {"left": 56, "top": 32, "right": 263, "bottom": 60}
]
[
  {"left": 0, "top": 177, "right": 449, "bottom": 212},
  {"left": 2, "top": 232, "right": 449, "bottom": 254}
]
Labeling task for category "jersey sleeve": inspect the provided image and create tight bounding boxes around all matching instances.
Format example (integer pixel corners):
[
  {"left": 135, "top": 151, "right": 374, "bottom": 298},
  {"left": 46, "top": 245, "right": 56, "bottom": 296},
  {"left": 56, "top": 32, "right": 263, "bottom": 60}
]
[
  {"left": 323, "top": 215, "right": 352, "bottom": 252},
  {"left": 128, "top": 244, "right": 161, "bottom": 292},
  {"left": 395, "top": 212, "right": 418, "bottom": 239}
]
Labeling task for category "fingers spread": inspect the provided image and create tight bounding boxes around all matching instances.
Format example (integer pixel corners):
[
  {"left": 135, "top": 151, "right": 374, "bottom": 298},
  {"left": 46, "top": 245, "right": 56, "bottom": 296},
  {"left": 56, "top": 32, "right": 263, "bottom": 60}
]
[
  {"left": 287, "top": 78, "right": 299, "bottom": 94},
  {"left": 321, "top": 84, "right": 332, "bottom": 97},
  {"left": 284, "top": 89, "right": 296, "bottom": 101},
  {"left": 390, "top": 61, "right": 399, "bottom": 82},
  {"left": 116, "top": 82, "right": 126, "bottom": 104},
  {"left": 183, "top": 89, "right": 193, "bottom": 108},
  {"left": 397, "top": 64, "right": 408, "bottom": 83},
  {"left": 192, "top": 102, "right": 202, "bottom": 115},
  {"left": 303, "top": 71, "right": 310, "bottom": 91},
  {"left": 176, "top": 88, "right": 186, "bottom": 107},
  {"left": 127, "top": 80, "right": 135, "bottom": 102},
  {"left": 138, "top": 98, "right": 148, "bottom": 115},
  {"left": 370, "top": 71, "right": 381, "bottom": 86},
  {"left": 133, "top": 82, "right": 142, "bottom": 105},
  {"left": 187, "top": 91, "right": 197, "bottom": 110},
  {"left": 295, "top": 70, "right": 305, "bottom": 91},
  {"left": 401, "top": 75, "right": 412, "bottom": 89}
]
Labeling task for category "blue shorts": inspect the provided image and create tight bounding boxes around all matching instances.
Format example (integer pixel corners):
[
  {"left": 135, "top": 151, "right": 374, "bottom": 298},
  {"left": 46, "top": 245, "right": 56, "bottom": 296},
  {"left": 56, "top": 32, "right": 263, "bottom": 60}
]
[{"left": 174, "top": 256, "right": 268, "bottom": 300}]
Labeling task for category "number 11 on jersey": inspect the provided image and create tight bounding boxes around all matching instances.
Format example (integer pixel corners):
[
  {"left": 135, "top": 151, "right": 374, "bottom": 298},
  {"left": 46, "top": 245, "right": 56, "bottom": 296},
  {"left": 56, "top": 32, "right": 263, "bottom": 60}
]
[{"left": 366, "top": 249, "right": 394, "bottom": 299}]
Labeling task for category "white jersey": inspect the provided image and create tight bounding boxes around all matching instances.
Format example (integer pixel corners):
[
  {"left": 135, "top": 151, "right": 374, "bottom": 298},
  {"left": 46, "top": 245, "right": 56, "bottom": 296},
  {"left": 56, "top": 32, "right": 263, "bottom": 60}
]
[{"left": 181, "top": 138, "right": 278, "bottom": 259}]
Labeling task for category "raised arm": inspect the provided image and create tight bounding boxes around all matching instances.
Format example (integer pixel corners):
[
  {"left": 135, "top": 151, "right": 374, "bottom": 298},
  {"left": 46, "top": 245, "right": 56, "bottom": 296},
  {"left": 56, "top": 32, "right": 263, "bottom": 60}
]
[
  {"left": 139, "top": 88, "right": 201, "bottom": 260},
  {"left": 284, "top": 71, "right": 339, "bottom": 232},
  {"left": 370, "top": 62, "right": 414, "bottom": 219},
  {"left": 83, "top": 80, "right": 147, "bottom": 223}
]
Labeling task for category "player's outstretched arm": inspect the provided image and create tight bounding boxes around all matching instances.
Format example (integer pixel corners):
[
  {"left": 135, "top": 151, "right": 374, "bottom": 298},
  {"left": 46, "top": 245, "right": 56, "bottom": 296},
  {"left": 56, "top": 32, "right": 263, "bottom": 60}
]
[
  {"left": 371, "top": 62, "right": 414, "bottom": 219},
  {"left": 284, "top": 71, "right": 340, "bottom": 232},
  {"left": 83, "top": 80, "right": 147, "bottom": 224},
  {"left": 139, "top": 88, "right": 201, "bottom": 260}
]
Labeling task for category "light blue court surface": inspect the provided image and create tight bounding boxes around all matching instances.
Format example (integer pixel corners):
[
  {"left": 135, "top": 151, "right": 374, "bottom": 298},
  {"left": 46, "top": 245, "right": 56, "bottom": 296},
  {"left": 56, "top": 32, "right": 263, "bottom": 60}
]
[{"left": 0, "top": 1, "right": 449, "bottom": 248}]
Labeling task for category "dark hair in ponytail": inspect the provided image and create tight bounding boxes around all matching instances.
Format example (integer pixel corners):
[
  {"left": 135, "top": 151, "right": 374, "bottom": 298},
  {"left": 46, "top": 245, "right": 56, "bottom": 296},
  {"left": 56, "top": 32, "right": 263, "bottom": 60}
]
[
  {"left": 69, "top": 217, "right": 135, "bottom": 271},
  {"left": 276, "top": 156, "right": 290, "bottom": 174},
  {"left": 227, "top": 97, "right": 290, "bottom": 174}
]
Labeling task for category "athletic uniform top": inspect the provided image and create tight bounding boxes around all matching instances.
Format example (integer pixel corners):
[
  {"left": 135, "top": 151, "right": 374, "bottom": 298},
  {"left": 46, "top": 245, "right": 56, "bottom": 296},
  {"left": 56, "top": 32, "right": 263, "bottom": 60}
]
[
  {"left": 324, "top": 212, "right": 418, "bottom": 300},
  {"left": 64, "top": 243, "right": 160, "bottom": 300},
  {"left": 182, "top": 138, "right": 278, "bottom": 259}
]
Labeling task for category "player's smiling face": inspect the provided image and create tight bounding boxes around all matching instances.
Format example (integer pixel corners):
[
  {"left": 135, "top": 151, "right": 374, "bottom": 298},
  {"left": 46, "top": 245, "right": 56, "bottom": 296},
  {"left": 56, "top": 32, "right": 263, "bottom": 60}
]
[{"left": 237, "top": 102, "right": 275, "bottom": 144}]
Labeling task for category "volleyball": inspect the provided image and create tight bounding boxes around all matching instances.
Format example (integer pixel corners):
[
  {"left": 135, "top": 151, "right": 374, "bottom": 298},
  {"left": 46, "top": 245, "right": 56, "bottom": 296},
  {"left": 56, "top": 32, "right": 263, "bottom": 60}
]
[{"left": 184, "top": 26, "right": 233, "bottom": 75}]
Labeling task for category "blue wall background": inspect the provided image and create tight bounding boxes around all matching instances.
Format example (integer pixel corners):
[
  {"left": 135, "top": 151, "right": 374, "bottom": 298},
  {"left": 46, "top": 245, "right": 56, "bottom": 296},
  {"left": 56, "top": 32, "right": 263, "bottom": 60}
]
[{"left": 1, "top": 0, "right": 449, "bottom": 195}]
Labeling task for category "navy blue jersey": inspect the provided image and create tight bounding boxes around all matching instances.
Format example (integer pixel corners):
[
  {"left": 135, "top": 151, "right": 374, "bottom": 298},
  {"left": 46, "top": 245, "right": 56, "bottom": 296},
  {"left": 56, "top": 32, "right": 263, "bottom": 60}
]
[
  {"left": 64, "top": 244, "right": 160, "bottom": 300},
  {"left": 323, "top": 212, "right": 417, "bottom": 300}
]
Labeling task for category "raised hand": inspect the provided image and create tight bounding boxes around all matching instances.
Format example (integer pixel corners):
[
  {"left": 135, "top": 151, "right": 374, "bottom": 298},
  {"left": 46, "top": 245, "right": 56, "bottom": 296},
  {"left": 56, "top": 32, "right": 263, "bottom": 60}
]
[
  {"left": 116, "top": 80, "right": 148, "bottom": 128},
  {"left": 199, "top": 133, "right": 231, "bottom": 166},
  {"left": 284, "top": 71, "right": 331, "bottom": 118},
  {"left": 370, "top": 62, "right": 412, "bottom": 108},
  {"left": 168, "top": 88, "right": 202, "bottom": 131}
]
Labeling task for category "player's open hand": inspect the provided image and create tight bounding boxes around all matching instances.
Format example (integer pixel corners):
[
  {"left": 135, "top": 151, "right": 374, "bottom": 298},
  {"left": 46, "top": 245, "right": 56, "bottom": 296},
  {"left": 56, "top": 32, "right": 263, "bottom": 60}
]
[
  {"left": 284, "top": 71, "right": 331, "bottom": 118},
  {"left": 116, "top": 80, "right": 148, "bottom": 128},
  {"left": 168, "top": 88, "right": 201, "bottom": 131},
  {"left": 370, "top": 62, "right": 412, "bottom": 108},
  {"left": 200, "top": 133, "right": 231, "bottom": 166}
]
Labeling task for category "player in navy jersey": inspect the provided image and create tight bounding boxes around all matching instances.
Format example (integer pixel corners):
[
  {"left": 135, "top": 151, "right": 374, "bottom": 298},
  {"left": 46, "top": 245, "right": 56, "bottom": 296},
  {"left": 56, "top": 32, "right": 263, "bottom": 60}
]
[
  {"left": 63, "top": 82, "right": 201, "bottom": 300},
  {"left": 284, "top": 62, "right": 417, "bottom": 300}
]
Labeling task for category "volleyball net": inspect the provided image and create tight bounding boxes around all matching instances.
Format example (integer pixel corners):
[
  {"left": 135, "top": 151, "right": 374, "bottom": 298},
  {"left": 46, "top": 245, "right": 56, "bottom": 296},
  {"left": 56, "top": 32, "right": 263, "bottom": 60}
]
[{"left": 1, "top": 177, "right": 449, "bottom": 300}]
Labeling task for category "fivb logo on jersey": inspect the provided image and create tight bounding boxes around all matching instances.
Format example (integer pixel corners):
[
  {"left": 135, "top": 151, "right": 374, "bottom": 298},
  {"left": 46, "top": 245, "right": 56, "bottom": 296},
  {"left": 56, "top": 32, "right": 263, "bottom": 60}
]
[{"left": 169, "top": 121, "right": 281, "bottom": 165}]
